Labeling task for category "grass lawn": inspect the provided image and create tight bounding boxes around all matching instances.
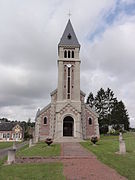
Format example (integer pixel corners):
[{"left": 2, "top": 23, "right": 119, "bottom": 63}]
[
  {"left": 80, "top": 132, "right": 135, "bottom": 180},
  {"left": 0, "top": 163, "right": 65, "bottom": 180},
  {"left": 0, "top": 157, "right": 6, "bottom": 167},
  {"left": 0, "top": 142, "right": 13, "bottom": 149},
  {"left": 17, "top": 142, "right": 61, "bottom": 157}
]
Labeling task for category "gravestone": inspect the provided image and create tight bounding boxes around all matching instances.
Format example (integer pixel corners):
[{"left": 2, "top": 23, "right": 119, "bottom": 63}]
[
  {"left": 29, "top": 139, "right": 33, "bottom": 148},
  {"left": 119, "top": 133, "right": 126, "bottom": 154},
  {"left": 7, "top": 149, "right": 16, "bottom": 164},
  {"left": 13, "top": 142, "right": 17, "bottom": 150}
]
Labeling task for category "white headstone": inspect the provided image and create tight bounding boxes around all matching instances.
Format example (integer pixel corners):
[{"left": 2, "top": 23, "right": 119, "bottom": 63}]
[
  {"left": 119, "top": 140, "right": 126, "bottom": 154},
  {"left": 7, "top": 149, "right": 16, "bottom": 164},
  {"left": 29, "top": 139, "right": 33, "bottom": 148}
]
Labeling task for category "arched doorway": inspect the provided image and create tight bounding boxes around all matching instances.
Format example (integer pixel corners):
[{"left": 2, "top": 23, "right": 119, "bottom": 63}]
[{"left": 63, "top": 116, "right": 74, "bottom": 136}]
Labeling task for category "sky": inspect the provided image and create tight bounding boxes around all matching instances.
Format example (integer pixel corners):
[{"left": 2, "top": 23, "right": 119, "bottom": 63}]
[{"left": 0, "top": 0, "right": 135, "bottom": 127}]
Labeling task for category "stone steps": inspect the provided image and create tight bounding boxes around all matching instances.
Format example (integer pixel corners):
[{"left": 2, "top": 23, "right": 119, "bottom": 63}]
[{"left": 54, "top": 137, "right": 85, "bottom": 143}]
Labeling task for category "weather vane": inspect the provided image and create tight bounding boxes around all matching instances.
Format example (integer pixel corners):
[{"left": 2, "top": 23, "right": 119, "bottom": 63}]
[{"left": 67, "top": 10, "right": 72, "bottom": 18}]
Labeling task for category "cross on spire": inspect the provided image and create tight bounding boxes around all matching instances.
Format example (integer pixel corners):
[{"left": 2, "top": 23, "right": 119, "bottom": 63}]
[{"left": 67, "top": 10, "right": 71, "bottom": 18}]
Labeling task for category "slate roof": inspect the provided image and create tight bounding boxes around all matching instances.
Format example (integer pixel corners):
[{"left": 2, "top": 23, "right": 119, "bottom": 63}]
[
  {"left": 0, "top": 122, "right": 22, "bottom": 131},
  {"left": 59, "top": 19, "right": 80, "bottom": 47}
]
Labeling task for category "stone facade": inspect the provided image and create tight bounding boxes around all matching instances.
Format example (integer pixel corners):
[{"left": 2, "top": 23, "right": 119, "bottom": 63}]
[{"left": 35, "top": 19, "right": 99, "bottom": 142}]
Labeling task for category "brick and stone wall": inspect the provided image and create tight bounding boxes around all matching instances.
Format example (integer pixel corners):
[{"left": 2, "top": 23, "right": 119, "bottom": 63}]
[
  {"left": 39, "top": 107, "right": 51, "bottom": 140},
  {"left": 85, "top": 109, "right": 95, "bottom": 138}
]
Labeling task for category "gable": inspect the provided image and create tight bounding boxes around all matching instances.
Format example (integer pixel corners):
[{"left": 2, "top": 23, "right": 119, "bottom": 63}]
[
  {"left": 12, "top": 124, "right": 22, "bottom": 132},
  {"left": 37, "top": 103, "right": 51, "bottom": 117},
  {"left": 59, "top": 103, "right": 79, "bottom": 116}
]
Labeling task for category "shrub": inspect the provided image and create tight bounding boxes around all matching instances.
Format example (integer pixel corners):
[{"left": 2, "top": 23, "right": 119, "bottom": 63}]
[
  {"left": 108, "top": 129, "right": 119, "bottom": 136},
  {"left": 45, "top": 138, "right": 53, "bottom": 146},
  {"left": 91, "top": 136, "right": 98, "bottom": 145}
]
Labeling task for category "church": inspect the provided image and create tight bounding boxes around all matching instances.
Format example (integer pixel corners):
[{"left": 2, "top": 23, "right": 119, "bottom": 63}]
[{"left": 34, "top": 19, "right": 99, "bottom": 142}]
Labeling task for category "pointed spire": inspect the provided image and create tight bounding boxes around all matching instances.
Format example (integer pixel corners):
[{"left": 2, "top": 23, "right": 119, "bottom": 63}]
[{"left": 59, "top": 19, "right": 80, "bottom": 48}]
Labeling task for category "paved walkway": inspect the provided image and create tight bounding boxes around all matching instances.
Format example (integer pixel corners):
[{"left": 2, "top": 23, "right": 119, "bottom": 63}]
[{"left": 61, "top": 142, "right": 127, "bottom": 180}]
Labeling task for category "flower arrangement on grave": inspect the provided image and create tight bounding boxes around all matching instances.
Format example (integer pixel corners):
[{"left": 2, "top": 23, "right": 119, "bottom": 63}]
[
  {"left": 90, "top": 136, "right": 98, "bottom": 145},
  {"left": 45, "top": 138, "right": 53, "bottom": 146}
]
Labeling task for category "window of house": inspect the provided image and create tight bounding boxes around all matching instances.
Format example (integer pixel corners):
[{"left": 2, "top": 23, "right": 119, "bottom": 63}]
[
  {"left": 44, "top": 117, "right": 47, "bottom": 124},
  {"left": 12, "top": 134, "right": 15, "bottom": 139},
  {"left": 0, "top": 133, "right": 2, "bottom": 138},
  {"left": 7, "top": 133, "right": 10, "bottom": 138},
  {"left": 16, "top": 133, "right": 18, "bottom": 138},
  {"left": 3, "top": 134, "right": 6, "bottom": 138},
  {"left": 89, "top": 117, "right": 92, "bottom": 125}
]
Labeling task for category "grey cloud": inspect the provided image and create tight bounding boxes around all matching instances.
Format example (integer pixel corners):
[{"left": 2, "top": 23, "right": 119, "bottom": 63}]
[{"left": 0, "top": 0, "right": 135, "bottom": 126}]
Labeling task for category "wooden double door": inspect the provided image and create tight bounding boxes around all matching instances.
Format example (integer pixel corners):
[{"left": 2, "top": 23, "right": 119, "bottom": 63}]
[{"left": 63, "top": 116, "right": 74, "bottom": 136}]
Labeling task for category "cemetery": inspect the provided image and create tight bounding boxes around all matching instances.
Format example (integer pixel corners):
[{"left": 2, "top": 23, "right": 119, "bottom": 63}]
[{"left": 0, "top": 132, "right": 134, "bottom": 179}]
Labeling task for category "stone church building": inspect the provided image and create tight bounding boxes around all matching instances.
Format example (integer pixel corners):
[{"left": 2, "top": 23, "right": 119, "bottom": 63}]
[{"left": 35, "top": 19, "right": 99, "bottom": 142}]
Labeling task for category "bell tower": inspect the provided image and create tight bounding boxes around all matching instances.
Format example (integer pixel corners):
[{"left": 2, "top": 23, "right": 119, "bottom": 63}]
[
  {"left": 54, "top": 19, "right": 82, "bottom": 139},
  {"left": 57, "top": 19, "right": 81, "bottom": 103}
]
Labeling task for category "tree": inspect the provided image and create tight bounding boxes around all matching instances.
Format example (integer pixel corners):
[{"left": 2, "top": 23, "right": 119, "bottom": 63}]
[
  {"left": 86, "top": 87, "right": 130, "bottom": 133},
  {"left": 111, "top": 100, "right": 130, "bottom": 130},
  {"left": 86, "top": 92, "right": 95, "bottom": 108},
  {"left": 93, "top": 88, "right": 112, "bottom": 133},
  {"left": 23, "top": 118, "right": 35, "bottom": 140},
  {"left": 94, "top": 88, "right": 107, "bottom": 126},
  {"left": 105, "top": 88, "right": 116, "bottom": 116},
  {"left": 0, "top": 118, "right": 9, "bottom": 122},
  {"left": 105, "top": 88, "right": 117, "bottom": 126}
]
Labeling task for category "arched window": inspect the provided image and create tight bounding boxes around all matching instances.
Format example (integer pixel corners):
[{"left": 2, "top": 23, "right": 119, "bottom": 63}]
[
  {"left": 64, "top": 50, "right": 67, "bottom": 58},
  {"left": 72, "top": 51, "right": 74, "bottom": 58},
  {"left": 89, "top": 117, "right": 92, "bottom": 125},
  {"left": 44, "top": 117, "right": 47, "bottom": 124},
  {"left": 68, "top": 50, "right": 70, "bottom": 58}
]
